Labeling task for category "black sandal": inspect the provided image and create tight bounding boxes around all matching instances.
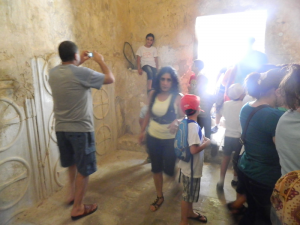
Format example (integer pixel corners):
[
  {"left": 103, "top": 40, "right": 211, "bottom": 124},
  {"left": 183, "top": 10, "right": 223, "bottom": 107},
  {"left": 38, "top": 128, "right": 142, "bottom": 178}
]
[
  {"left": 150, "top": 196, "right": 164, "bottom": 212},
  {"left": 188, "top": 212, "right": 208, "bottom": 223}
]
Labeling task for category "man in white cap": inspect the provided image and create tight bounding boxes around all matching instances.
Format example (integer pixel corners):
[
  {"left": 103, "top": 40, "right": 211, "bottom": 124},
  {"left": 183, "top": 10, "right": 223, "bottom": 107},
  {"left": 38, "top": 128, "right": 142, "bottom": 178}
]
[{"left": 215, "top": 83, "right": 245, "bottom": 190}]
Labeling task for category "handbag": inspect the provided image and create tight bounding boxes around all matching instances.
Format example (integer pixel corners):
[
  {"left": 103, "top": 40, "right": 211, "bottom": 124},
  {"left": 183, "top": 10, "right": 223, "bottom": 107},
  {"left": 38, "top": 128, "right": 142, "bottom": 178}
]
[{"left": 271, "top": 170, "right": 300, "bottom": 225}]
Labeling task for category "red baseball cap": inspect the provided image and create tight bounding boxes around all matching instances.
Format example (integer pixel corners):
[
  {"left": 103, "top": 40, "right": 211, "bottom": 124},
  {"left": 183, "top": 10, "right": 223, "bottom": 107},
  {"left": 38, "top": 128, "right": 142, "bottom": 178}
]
[{"left": 180, "top": 94, "right": 201, "bottom": 113}]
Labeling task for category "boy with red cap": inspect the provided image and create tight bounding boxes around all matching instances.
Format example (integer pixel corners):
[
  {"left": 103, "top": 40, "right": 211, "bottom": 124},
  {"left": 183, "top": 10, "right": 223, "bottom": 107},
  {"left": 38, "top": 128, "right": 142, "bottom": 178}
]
[{"left": 178, "top": 94, "right": 211, "bottom": 225}]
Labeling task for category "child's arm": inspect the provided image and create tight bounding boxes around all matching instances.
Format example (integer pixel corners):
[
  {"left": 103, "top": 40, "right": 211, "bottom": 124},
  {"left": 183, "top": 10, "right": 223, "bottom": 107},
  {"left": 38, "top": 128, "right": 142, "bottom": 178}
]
[
  {"left": 137, "top": 56, "right": 143, "bottom": 75},
  {"left": 190, "top": 137, "right": 211, "bottom": 155},
  {"left": 154, "top": 57, "right": 159, "bottom": 71}
]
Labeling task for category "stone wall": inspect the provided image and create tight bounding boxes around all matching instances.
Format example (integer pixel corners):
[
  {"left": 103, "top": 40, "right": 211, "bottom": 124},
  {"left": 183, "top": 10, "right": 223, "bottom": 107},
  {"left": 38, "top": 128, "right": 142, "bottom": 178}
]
[
  {"left": 3, "top": 0, "right": 300, "bottom": 155},
  {"left": 129, "top": 0, "right": 200, "bottom": 95},
  {"left": 0, "top": 0, "right": 75, "bottom": 104},
  {"left": 0, "top": 1, "right": 132, "bottom": 223},
  {"left": 128, "top": 0, "right": 300, "bottom": 92},
  {"left": 1, "top": 0, "right": 300, "bottom": 222},
  {"left": 119, "top": 0, "right": 300, "bottom": 151},
  {"left": 0, "top": 0, "right": 132, "bottom": 138}
]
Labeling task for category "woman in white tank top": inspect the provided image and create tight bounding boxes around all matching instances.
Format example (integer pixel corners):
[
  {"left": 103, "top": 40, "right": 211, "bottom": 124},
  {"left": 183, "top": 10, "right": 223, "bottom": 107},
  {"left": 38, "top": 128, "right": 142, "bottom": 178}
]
[{"left": 139, "top": 66, "right": 184, "bottom": 212}]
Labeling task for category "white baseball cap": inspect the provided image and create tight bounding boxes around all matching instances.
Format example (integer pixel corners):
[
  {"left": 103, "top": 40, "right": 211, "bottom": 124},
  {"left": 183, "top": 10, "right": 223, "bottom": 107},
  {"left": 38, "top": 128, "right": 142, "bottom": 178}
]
[{"left": 228, "top": 83, "right": 245, "bottom": 100}]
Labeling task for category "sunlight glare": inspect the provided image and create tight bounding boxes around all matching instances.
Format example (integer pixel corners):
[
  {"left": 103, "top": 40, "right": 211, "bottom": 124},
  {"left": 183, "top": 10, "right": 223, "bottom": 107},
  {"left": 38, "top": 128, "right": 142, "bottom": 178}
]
[{"left": 196, "top": 10, "right": 267, "bottom": 94}]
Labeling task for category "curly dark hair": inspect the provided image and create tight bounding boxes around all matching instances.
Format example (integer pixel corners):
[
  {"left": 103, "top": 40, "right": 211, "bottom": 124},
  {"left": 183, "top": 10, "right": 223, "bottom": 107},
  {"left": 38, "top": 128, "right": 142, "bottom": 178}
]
[
  {"left": 152, "top": 66, "right": 180, "bottom": 94},
  {"left": 279, "top": 64, "right": 300, "bottom": 110}
]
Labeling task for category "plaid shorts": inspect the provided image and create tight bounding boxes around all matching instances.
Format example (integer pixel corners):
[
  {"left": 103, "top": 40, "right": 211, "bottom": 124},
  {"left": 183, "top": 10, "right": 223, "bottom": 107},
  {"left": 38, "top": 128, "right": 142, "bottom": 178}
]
[{"left": 181, "top": 173, "right": 201, "bottom": 203}]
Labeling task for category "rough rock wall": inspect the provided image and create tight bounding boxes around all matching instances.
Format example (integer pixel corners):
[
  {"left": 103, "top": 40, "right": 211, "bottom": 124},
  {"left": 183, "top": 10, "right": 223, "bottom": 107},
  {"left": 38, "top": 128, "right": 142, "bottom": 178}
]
[
  {"left": 0, "top": 1, "right": 132, "bottom": 223},
  {"left": 0, "top": 0, "right": 76, "bottom": 104},
  {"left": 128, "top": 0, "right": 300, "bottom": 93},
  {"left": 129, "top": 0, "right": 200, "bottom": 95},
  {"left": 68, "top": 0, "right": 132, "bottom": 142},
  {"left": 123, "top": 0, "right": 200, "bottom": 135},
  {"left": 0, "top": 0, "right": 131, "bottom": 140}
]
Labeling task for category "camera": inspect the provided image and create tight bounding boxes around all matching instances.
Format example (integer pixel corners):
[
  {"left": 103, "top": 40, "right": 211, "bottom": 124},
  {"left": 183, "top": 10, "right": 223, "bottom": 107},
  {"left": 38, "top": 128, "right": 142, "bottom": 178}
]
[{"left": 87, "top": 52, "right": 93, "bottom": 57}]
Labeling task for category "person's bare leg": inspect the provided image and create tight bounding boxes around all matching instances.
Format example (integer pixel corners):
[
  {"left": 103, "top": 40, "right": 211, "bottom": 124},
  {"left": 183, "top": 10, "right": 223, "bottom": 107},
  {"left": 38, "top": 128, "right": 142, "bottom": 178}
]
[
  {"left": 153, "top": 172, "right": 163, "bottom": 196},
  {"left": 218, "top": 155, "right": 231, "bottom": 186},
  {"left": 231, "top": 193, "right": 247, "bottom": 209},
  {"left": 71, "top": 173, "right": 91, "bottom": 216},
  {"left": 150, "top": 172, "right": 164, "bottom": 211},
  {"left": 179, "top": 200, "right": 190, "bottom": 225},
  {"left": 147, "top": 80, "right": 152, "bottom": 91},
  {"left": 67, "top": 164, "right": 76, "bottom": 203}
]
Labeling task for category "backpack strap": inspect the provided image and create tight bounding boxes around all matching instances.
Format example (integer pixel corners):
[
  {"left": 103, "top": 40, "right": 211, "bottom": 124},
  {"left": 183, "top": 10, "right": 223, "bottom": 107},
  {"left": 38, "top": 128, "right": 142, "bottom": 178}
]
[
  {"left": 240, "top": 104, "right": 269, "bottom": 144},
  {"left": 187, "top": 119, "right": 198, "bottom": 194},
  {"left": 190, "top": 155, "right": 194, "bottom": 194},
  {"left": 178, "top": 169, "right": 182, "bottom": 183}
]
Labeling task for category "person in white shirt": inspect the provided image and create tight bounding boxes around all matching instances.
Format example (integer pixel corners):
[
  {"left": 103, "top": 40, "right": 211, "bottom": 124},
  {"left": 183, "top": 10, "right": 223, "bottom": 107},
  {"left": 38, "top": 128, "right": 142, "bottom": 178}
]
[
  {"left": 178, "top": 94, "right": 210, "bottom": 225},
  {"left": 216, "top": 83, "right": 245, "bottom": 189},
  {"left": 276, "top": 64, "right": 300, "bottom": 175},
  {"left": 272, "top": 64, "right": 300, "bottom": 225},
  {"left": 136, "top": 33, "right": 159, "bottom": 90}
]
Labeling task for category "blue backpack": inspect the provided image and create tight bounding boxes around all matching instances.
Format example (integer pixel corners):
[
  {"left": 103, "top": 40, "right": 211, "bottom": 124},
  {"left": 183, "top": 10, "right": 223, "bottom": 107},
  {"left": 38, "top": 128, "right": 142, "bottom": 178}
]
[
  {"left": 174, "top": 118, "right": 197, "bottom": 162},
  {"left": 175, "top": 118, "right": 198, "bottom": 193}
]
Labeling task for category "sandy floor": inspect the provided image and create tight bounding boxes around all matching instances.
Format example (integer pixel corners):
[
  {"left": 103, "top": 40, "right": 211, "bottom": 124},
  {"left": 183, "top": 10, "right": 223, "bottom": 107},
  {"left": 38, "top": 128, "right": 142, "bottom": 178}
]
[{"left": 13, "top": 149, "right": 240, "bottom": 225}]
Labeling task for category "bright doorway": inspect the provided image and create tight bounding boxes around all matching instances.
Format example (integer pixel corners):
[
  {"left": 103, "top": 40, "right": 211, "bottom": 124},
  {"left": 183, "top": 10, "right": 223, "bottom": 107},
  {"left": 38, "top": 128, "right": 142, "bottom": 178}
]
[{"left": 195, "top": 10, "right": 268, "bottom": 93}]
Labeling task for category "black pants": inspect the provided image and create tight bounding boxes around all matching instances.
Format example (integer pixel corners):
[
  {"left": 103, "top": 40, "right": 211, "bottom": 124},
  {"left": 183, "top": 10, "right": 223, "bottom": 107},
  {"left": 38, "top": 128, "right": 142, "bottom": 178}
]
[
  {"left": 197, "top": 116, "right": 211, "bottom": 138},
  {"left": 238, "top": 170, "right": 273, "bottom": 225},
  {"left": 146, "top": 134, "right": 176, "bottom": 176}
]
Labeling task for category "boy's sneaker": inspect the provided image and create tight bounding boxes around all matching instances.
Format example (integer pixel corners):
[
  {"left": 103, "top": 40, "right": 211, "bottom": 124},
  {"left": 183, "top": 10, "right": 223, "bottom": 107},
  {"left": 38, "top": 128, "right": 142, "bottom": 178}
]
[
  {"left": 231, "top": 180, "right": 238, "bottom": 186},
  {"left": 211, "top": 125, "right": 219, "bottom": 134}
]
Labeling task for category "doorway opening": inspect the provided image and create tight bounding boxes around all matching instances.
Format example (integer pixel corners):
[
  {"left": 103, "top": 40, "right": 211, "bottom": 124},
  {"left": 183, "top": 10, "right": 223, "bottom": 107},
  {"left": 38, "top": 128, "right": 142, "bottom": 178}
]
[{"left": 195, "top": 10, "right": 267, "bottom": 93}]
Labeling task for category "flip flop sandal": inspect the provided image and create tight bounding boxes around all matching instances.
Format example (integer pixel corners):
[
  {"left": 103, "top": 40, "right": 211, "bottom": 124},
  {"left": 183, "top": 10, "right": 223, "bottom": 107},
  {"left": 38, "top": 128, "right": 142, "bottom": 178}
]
[
  {"left": 150, "top": 196, "right": 164, "bottom": 212},
  {"left": 188, "top": 212, "right": 208, "bottom": 223},
  {"left": 71, "top": 203, "right": 98, "bottom": 220}
]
